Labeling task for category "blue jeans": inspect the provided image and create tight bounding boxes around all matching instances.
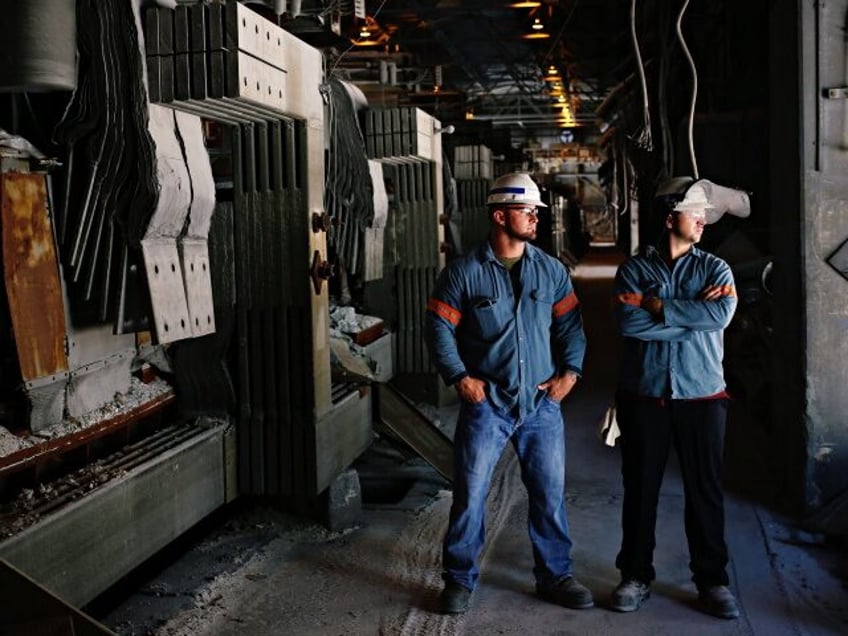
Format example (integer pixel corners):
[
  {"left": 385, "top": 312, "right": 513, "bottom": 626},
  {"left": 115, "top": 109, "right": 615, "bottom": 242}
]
[{"left": 442, "top": 396, "right": 573, "bottom": 590}]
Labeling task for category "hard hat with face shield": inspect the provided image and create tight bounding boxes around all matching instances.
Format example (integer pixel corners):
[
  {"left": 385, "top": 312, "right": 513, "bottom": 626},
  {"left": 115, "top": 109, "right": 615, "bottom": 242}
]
[
  {"left": 655, "top": 176, "right": 751, "bottom": 224},
  {"left": 487, "top": 172, "right": 548, "bottom": 208}
]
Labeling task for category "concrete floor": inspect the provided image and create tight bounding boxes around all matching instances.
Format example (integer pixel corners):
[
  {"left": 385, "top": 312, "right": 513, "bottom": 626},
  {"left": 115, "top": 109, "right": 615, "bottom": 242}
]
[{"left": 93, "top": 248, "right": 848, "bottom": 635}]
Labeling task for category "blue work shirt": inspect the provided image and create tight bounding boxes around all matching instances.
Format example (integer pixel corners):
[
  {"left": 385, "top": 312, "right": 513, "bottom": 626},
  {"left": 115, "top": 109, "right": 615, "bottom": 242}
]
[
  {"left": 613, "top": 245, "right": 737, "bottom": 399},
  {"left": 426, "top": 241, "right": 586, "bottom": 418}
]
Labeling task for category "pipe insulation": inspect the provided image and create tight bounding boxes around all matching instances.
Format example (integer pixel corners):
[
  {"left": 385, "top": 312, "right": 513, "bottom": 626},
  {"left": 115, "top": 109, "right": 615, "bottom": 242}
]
[{"left": 0, "top": 0, "right": 77, "bottom": 92}]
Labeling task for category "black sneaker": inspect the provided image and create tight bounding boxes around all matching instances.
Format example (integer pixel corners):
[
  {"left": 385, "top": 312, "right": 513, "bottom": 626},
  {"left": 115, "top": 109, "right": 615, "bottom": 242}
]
[
  {"left": 537, "top": 576, "right": 595, "bottom": 609},
  {"left": 697, "top": 585, "right": 740, "bottom": 619},
  {"left": 439, "top": 580, "right": 473, "bottom": 614},
  {"left": 610, "top": 579, "right": 650, "bottom": 612}
]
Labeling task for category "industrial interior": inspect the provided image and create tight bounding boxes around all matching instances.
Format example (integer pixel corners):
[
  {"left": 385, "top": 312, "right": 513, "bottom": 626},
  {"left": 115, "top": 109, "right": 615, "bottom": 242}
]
[{"left": 0, "top": 0, "right": 846, "bottom": 634}]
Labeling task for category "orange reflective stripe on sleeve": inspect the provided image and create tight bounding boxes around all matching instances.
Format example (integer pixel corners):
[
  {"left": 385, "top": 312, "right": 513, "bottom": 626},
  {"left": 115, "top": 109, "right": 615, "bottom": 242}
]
[
  {"left": 616, "top": 292, "right": 643, "bottom": 307},
  {"left": 552, "top": 292, "right": 579, "bottom": 318},
  {"left": 427, "top": 298, "right": 462, "bottom": 326}
]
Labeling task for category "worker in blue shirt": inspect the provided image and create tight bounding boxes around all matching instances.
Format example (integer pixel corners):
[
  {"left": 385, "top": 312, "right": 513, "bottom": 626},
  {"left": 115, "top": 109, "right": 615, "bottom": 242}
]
[
  {"left": 610, "top": 176, "right": 749, "bottom": 619},
  {"left": 426, "top": 172, "right": 592, "bottom": 614}
]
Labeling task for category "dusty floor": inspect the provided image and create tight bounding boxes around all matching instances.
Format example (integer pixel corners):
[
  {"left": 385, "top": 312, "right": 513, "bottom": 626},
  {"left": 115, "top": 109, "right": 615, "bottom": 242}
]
[
  {"left": 89, "top": 250, "right": 848, "bottom": 636},
  {"left": 90, "top": 453, "right": 848, "bottom": 636}
]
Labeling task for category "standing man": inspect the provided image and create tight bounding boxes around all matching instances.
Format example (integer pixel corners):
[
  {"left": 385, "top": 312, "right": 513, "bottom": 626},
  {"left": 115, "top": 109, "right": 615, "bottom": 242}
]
[
  {"left": 426, "top": 172, "right": 592, "bottom": 614},
  {"left": 610, "top": 177, "right": 745, "bottom": 619}
]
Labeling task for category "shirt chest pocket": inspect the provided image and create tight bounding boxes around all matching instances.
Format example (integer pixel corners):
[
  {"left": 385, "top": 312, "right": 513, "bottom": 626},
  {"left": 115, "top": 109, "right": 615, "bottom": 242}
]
[
  {"left": 467, "top": 296, "right": 511, "bottom": 341},
  {"left": 528, "top": 290, "right": 554, "bottom": 326}
]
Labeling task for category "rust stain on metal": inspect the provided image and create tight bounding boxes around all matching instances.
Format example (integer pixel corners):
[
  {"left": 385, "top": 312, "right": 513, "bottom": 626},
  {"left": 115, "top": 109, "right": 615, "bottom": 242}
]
[{"left": 1, "top": 172, "right": 69, "bottom": 381}]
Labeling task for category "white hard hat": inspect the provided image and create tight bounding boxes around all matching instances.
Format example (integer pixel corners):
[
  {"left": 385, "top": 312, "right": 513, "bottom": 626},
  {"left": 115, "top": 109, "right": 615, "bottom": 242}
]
[
  {"left": 655, "top": 176, "right": 750, "bottom": 224},
  {"left": 487, "top": 172, "right": 548, "bottom": 208}
]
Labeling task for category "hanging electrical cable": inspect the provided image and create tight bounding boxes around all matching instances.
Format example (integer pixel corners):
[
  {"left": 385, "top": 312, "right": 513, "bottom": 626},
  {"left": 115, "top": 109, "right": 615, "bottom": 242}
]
[
  {"left": 628, "top": 0, "right": 652, "bottom": 151},
  {"left": 675, "top": 0, "right": 699, "bottom": 178},
  {"left": 656, "top": 1, "right": 675, "bottom": 177}
]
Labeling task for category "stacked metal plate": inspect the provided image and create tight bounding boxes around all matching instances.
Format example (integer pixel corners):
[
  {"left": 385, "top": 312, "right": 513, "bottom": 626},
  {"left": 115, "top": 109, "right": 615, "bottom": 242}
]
[
  {"left": 357, "top": 106, "right": 445, "bottom": 380},
  {"left": 449, "top": 145, "right": 493, "bottom": 255},
  {"left": 453, "top": 144, "right": 493, "bottom": 180},
  {"left": 364, "top": 107, "right": 434, "bottom": 161},
  {"left": 144, "top": 1, "right": 291, "bottom": 122},
  {"left": 456, "top": 175, "right": 492, "bottom": 255},
  {"left": 381, "top": 160, "right": 440, "bottom": 376},
  {"left": 229, "top": 119, "right": 316, "bottom": 497}
]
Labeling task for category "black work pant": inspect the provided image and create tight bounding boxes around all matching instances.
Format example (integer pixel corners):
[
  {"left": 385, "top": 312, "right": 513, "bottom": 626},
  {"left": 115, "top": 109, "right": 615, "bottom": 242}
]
[{"left": 615, "top": 393, "right": 730, "bottom": 588}]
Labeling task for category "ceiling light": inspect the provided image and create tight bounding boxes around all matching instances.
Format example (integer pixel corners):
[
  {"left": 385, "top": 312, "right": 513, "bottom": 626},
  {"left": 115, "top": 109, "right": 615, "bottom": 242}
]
[
  {"left": 521, "top": 31, "right": 550, "bottom": 40},
  {"left": 352, "top": 15, "right": 391, "bottom": 46},
  {"left": 531, "top": 18, "right": 544, "bottom": 30},
  {"left": 508, "top": 1, "right": 542, "bottom": 7}
]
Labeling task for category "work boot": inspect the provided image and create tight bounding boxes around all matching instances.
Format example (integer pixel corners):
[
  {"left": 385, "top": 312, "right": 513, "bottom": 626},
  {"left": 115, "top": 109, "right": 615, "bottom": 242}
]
[
  {"left": 610, "top": 579, "right": 651, "bottom": 612},
  {"left": 697, "top": 585, "right": 740, "bottom": 619},
  {"left": 439, "top": 580, "right": 473, "bottom": 614},
  {"left": 537, "top": 576, "right": 594, "bottom": 609}
]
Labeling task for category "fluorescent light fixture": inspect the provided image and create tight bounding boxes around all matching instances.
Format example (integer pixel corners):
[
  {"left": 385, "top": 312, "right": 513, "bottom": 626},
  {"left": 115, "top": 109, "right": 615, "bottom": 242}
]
[
  {"left": 521, "top": 31, "right": 550, "bottom": 40},
  {"left": 508, "top": 1, "right": 542, "bottom": 7}
]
